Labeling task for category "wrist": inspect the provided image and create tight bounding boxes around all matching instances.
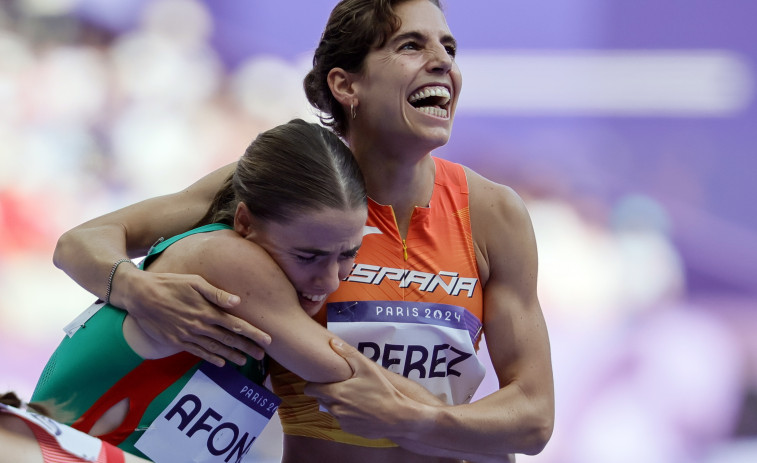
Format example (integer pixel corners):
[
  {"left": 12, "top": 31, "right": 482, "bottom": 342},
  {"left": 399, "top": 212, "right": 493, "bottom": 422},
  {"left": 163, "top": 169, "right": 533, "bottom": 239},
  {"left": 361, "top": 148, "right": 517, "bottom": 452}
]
[
  {"left": 107, "top": 258, "right": 138, "bottom": 310},
  {"left": 391, "top": 399, "right": 440, "bottom": 440}
]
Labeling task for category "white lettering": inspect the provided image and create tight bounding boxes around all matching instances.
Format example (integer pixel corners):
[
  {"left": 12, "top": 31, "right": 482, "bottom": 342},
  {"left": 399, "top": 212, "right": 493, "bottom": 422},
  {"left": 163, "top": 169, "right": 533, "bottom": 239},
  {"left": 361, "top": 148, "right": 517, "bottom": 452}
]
[{"left": 346, "top": 264, "right": 478, "bottom": 297}]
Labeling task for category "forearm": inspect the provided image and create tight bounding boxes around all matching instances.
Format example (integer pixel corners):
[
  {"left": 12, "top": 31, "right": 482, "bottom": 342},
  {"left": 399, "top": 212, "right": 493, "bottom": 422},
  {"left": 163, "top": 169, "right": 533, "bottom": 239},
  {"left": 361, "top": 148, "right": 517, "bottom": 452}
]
[
  {"left": 380, "top": 372, "right": 515, "bottom": 460},
  {"left": 53, "top": 163, "right": 234, "bottom": 304},
  {"left": 53, "top": 214, "right": 170, "bottom": 314},
  {"left": 376, "top": 353, "right": 549, "bottom": 456},
  {"left": 389, "top": 385, "right": 552, "bottom": 457},
  {"left": 53, "top": 222, "right": 138, "bottom": 302}
]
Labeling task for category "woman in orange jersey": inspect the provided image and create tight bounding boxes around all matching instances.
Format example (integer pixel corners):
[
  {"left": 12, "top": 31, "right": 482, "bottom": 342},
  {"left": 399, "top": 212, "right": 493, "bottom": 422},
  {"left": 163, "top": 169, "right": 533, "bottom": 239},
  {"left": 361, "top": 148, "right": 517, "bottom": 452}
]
[{"left": 51, "top": 1, "right": 554, "bottom": 462}]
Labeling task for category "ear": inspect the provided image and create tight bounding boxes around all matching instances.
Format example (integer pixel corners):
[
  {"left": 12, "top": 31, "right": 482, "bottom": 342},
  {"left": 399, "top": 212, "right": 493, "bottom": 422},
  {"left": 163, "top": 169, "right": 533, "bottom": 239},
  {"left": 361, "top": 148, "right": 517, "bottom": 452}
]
[
  {"left": 234, "top": 202, "right": 256, "bottom": 237},
  {"left": 327, "top": 67, "right": 358, "bottom": 107}
]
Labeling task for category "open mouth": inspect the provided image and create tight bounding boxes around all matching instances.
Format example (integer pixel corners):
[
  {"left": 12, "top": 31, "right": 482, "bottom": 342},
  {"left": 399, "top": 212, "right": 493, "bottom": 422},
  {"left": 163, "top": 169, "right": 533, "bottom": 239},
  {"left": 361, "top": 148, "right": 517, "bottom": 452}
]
[
  {"left": 297, "top": 291, "right": 327, "bottom": 315},
  {"left": 300, "top": 292, "right": 327, "bottom": 303},
  {"left": 408, "top": 85, "right": 451, "bottom": 118}
]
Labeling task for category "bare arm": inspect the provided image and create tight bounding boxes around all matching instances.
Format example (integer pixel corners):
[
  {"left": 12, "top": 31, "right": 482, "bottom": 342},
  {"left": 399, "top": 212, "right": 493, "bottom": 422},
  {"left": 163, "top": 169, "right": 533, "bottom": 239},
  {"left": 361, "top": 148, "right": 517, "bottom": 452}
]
[
  {"left": 306, "top": 174, "right": 554, "bottom": 459},
  {"left": 310, "top": 340, "right": 515, "bottom": 463},
  {"left": 53, "top": 163, "right": 272, "bottom": 366},
  {"left": 180, "top": 231, "right": 353, "bottom": 383}
]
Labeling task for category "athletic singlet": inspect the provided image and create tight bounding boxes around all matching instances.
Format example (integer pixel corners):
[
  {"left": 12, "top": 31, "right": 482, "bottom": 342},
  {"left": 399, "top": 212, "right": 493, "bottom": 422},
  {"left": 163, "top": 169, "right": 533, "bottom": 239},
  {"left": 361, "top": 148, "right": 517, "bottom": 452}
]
[
  {"left": 32, "top": 224, "right": 269, "bottom": 459},
  {"left": 270, "top": 156, "right": 486, "bottom": 447},
  {"left": 1, "top": 403, "right": 125, "bottom": 463}
]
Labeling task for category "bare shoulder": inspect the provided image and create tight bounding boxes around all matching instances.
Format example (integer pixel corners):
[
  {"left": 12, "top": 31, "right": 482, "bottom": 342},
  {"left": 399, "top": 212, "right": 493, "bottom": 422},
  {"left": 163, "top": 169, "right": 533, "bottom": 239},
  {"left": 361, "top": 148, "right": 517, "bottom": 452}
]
[
  {"left": 166, "top": 229, "right": 287, "bottom": 288},
  {"left": 464, "top": 166, "right": 530, "bottom": 224},
  {"left": 463, "top": 166, "right": 537, "bottom": 282}
]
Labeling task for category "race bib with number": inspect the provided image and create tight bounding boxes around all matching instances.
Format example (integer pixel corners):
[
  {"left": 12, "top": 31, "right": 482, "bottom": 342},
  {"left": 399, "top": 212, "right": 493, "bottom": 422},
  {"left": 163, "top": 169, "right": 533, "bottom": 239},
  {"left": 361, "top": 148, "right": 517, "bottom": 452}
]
[
  {"left": 135, "top": 362, "right": 280, "bottom": 463},
  {"left": 327, "top": 300, "right": 486, "bottom": 405}
]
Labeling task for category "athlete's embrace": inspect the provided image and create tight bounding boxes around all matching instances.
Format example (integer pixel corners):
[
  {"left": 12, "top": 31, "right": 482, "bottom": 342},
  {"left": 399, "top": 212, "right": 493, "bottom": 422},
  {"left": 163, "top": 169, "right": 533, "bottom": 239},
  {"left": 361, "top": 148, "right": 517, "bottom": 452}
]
[{"left": 52, "top": 1, "right": 554, "bottom": 462}]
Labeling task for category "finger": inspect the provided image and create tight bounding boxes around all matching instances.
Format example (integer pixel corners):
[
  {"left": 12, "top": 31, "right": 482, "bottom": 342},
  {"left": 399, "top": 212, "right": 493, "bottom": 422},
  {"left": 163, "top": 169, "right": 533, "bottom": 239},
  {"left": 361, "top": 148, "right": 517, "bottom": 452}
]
[
  {"left": 192, "top": 278, "right": 241, "bottom": 309},
  {"left": 203, "top": 315, "right": 271, "bottom": 359},
  {"left": 174, "top": 328, "right": 249, "bottom": 367},
  {"left": 328, "top": 338, "right": 361, "bottom": 376},
  {"left": 224, "top": 332, "right": 267, "bottom": 361},
  {"left": 214, "top": 287, "right": 241, "bottom": 308},
  {"left": 228, "top": 316, "right": 272, "bottom": 347},
  {"left": 197, "top": 335, "right": 250, "bottom": 366},
  {"left": 194, "top": 307, "right": 272, "bottom": 350},
  {"left": 181, "top": 342, "right": 227, "bottom": 368}
]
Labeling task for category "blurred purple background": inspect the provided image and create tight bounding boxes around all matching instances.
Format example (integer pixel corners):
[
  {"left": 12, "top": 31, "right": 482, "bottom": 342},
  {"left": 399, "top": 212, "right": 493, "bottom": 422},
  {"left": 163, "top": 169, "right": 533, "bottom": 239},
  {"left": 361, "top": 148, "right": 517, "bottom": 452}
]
[{"left": 0, "top": 1, "right": 755, "bottom": 462}]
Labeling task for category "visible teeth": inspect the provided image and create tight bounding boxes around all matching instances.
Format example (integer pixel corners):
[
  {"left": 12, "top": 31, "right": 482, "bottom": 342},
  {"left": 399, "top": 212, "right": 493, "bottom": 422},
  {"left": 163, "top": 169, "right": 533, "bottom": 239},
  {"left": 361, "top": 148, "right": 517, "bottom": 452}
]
[
  {"left": 301, "top": 293, "right": 327, "bottom": 302},
  {"left": 415, "top": 106, "right": 448, "bottom": 118},
  {"left": 408, "top": 86, "right": 451, "bottom": 106}
]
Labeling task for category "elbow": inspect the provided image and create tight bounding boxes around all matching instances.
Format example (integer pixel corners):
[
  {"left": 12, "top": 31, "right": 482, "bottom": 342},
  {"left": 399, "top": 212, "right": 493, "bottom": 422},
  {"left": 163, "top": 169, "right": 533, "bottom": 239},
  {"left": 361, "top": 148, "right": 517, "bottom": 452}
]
[
  {"left": 299, "top": 368, "right": 351, "bottom": 385},
  {"left": 519, "top": 406, "right": 554, "bottom": 455},
  {"left": 52, "top": 229, "right": 75, "bottom": 270},
  {"left": 302, "top": 359, "right": 353, "bottom": 384},
  {"left": 521, "top": 418, "right": 553, "bottom": 455},
  {"left": 280, "top": 353, "right": 353, "bottom": 384}
]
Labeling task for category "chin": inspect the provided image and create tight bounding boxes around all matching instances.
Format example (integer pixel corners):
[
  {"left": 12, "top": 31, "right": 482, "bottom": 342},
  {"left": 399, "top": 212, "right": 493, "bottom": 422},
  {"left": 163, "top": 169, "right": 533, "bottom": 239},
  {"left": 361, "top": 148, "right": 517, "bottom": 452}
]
[
  {"left": 421, "top": 128, "right": 453, "bottom": 151},
  {"left": 300, "top": 299, "right": 325, "bottom": 317}
]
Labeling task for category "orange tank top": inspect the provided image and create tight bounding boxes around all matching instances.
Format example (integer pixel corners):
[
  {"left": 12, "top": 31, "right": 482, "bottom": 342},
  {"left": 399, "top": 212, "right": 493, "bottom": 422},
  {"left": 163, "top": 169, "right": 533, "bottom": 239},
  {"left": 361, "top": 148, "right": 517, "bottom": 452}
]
[{"left": 270, "top": 157, "right": 485, "bottom": 447}]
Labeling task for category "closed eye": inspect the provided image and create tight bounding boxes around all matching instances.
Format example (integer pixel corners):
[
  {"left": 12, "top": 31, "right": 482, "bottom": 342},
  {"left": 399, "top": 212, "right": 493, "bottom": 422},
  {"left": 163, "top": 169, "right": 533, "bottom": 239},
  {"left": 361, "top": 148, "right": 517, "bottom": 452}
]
[
  {"left": 340, "top": 245, "right": 361, "bottom": 261},
  {"left": 295, "top": 254, "right": 318, "bottom": 263}
]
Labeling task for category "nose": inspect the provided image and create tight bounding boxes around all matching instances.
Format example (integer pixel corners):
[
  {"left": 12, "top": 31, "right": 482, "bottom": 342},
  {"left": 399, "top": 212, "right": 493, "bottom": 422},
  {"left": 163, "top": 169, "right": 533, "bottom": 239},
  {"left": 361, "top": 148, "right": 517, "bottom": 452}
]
[
  {"left": 426, "top": 42, "right": 453, "bottom": 73},
  {"left": 315, "top": 259, "right": 344, "bottom": 295}
]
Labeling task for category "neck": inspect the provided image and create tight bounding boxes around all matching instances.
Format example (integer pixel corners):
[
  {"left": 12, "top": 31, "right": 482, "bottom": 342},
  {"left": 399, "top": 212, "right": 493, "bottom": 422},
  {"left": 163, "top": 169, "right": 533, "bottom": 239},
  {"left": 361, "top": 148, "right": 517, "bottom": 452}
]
[{"left": 355, "top": 151, "right": 436, "bottom": 237}]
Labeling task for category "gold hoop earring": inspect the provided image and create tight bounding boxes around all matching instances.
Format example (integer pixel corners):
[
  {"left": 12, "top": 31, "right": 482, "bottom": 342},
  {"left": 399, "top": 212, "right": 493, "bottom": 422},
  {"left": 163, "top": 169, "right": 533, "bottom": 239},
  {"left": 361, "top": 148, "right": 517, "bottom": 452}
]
[{"left": 350, "top": 103, "right": 357, "bottom": 120}]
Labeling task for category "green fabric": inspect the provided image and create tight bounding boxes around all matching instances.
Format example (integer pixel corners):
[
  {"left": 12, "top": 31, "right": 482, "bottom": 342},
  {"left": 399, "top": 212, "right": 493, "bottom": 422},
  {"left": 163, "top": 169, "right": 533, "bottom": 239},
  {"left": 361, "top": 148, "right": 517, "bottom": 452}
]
[
  {"left": 140, "top": 223, "right": 232, "bottom": 269},
  {"left": 32, "top": 223, "right": 267, "bottom": 457},
  {"left": 31, "top": 305, "right": 142, "bottom": 424}
]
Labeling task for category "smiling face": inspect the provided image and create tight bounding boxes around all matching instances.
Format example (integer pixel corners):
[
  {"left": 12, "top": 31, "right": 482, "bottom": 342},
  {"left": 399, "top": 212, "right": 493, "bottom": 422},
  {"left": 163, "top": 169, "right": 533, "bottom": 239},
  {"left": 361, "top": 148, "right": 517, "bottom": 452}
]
[
  {"left": 353, "top": 0, "right": 461, "bottom": 154},
  {"left": 236, "top": 204, "right": 367, "bottom": 317}
]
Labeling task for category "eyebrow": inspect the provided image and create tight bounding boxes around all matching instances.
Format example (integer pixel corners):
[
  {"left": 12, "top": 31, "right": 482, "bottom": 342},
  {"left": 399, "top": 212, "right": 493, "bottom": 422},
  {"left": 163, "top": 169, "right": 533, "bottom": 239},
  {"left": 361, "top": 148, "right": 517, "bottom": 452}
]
[
  {"left": 293, "top": 244, "right": 362, "bottom": 257},
  {"left": 391, "top": 31, "right": 457, "bottom": 49}
]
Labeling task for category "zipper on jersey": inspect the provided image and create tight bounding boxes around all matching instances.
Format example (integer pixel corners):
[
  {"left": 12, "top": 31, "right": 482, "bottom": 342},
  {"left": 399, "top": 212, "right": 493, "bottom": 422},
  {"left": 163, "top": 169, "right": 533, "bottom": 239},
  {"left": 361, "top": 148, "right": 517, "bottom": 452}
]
[{"left": 389, "top": 206, "right": 410, "bottom": 261}]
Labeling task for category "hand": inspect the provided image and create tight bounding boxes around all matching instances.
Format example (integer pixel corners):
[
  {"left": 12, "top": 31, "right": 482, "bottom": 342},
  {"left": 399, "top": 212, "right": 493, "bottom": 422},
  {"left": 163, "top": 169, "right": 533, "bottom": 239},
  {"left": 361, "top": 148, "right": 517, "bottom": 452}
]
[
  {"left": 115, "top": 269, "right": 271, "bottom": 367},
  {"left": 304, "top": 339, "right": 417, "bottom": 439},
  {"left": 306, "top": 341, "right": 515, "bottom": 462}
]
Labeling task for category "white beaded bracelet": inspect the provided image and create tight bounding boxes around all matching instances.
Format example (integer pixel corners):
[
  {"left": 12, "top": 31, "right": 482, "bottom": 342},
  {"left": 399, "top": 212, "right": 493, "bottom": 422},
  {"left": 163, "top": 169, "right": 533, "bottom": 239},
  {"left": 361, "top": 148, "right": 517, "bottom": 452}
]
[{"left": 105, "top": 258, "right": 134, "bottom": 305}]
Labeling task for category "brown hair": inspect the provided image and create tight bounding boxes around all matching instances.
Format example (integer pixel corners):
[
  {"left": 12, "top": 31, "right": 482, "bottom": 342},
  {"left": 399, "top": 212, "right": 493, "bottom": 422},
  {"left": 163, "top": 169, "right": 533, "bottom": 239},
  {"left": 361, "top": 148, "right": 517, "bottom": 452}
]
[
  {"left": 197, "top": 119, "right": 366, "bottom": 226},
  {"left": 304, "top": 0, "right": 443, "bottom": 137},
  {"left": 1, "top": 392, "right": 50, "bottom": 416}
]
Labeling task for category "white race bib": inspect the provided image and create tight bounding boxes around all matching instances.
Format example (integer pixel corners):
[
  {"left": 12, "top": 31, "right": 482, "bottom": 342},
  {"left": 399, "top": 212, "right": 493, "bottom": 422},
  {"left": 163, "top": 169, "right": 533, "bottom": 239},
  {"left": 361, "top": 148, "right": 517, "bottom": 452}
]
[
  {"left": 328, "top": 301, "right": 486, "bottom": 405},
  {"left": 135, "top": 362, "right": 280, "bottom": 463},
  {"left": 0, "top": 403, "right": 102, "bottom": 461}
]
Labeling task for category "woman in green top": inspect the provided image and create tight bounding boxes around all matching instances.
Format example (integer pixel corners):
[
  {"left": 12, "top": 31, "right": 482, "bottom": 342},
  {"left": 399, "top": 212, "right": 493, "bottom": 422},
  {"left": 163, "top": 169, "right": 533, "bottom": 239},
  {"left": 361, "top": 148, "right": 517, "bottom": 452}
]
[{"left": 31, "top": 119, "right": 370, "bottom": 458}]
